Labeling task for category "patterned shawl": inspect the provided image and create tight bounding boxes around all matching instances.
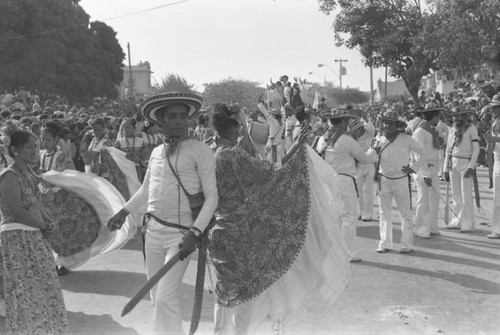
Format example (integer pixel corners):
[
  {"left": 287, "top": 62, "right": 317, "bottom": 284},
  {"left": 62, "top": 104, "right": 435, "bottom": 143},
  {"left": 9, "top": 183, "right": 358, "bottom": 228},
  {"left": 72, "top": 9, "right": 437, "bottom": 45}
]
[
  {"left": 419, "top": 122, "right": 441, "bottom": 149},
  {"left": 453, "top": 120, "right": 471, "bottom": 148}
]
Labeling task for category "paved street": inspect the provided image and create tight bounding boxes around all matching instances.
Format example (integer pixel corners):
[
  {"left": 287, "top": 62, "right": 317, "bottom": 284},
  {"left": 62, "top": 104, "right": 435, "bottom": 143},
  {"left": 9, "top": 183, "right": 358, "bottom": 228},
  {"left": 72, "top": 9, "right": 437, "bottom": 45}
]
[{"left": 1, "top": 167, "right": 499, "bottom": 335}]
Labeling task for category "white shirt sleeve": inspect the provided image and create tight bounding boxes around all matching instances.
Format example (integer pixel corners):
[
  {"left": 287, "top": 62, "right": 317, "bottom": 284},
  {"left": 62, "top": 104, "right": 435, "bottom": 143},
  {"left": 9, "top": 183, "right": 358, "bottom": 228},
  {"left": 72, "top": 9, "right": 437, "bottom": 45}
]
[{"left": 192, "top": 144, "right": 218, "bottom": 232}]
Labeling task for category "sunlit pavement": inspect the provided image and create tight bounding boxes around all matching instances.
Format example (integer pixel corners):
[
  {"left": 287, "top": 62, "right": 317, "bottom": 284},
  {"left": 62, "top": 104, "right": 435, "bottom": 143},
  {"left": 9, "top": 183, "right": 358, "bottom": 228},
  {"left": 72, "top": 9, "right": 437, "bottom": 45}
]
[{"left": 1, "top": 167, "right": 499, "bottom": 335}]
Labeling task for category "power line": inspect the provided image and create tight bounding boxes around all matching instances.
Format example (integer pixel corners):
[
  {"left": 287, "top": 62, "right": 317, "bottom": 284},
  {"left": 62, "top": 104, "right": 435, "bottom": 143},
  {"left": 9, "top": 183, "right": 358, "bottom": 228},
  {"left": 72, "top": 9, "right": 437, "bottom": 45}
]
[{"left": 0, "top": 0, "right": 192, "bottom": 43}]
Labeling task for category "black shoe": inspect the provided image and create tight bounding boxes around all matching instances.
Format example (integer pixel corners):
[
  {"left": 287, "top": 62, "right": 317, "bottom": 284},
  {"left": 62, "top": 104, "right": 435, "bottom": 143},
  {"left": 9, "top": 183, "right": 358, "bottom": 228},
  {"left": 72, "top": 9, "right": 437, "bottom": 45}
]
[{"left": 57, "top": 266, "right": 69, "bottom": 276}]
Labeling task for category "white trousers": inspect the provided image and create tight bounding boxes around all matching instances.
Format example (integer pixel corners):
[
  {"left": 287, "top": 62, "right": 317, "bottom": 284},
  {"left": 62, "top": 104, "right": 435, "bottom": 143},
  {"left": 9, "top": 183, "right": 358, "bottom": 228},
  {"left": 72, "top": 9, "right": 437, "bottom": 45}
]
[
  {"left": 438, "top": 149, "right": 445, "bottom": 177},
  {"left": 145, "top": 220, "right": 192, "bottom": 335},
  {"left": 335, "top": 175, "right": 358, "bottom": 257},
  {"left": 449, "top": 158, "right": 475, "bottom": 230},
  {"left": 414, "top": 165, "right": 440, "bottom": 236},
  {"left": 491, "top": 159, "right": 500, "bottom": 234},
  {"left": 254, "top": 143, "right": 267, "bottom": 160},
  {"left": 378, "top": 177, "right": 414, "bottom": 250},
  {"left": 357, "top": 164, "right": 375, "bottom": 220},
  {"left": 214, "top": 301, "right": 256, "bottom": 335}
]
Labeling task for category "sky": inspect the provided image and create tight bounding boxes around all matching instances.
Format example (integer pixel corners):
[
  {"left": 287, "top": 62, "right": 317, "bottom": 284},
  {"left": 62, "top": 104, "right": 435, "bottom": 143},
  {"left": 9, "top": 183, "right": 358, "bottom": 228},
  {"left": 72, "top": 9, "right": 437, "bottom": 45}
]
[{"left": 80, "top": 0, "right": 390, "bottom": 92}]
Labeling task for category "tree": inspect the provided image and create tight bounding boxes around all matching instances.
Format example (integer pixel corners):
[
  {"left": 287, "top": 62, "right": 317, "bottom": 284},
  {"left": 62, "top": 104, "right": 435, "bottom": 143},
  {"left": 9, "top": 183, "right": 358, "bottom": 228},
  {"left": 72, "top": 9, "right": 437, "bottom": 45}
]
[
  {"left": 202, "top": 78, "right": 267, "bottom": 111},
  {"left": 319, "top": 0, "right": 500, "bottom": 103},
  {"left": 329, "top": 87, "right": 369, "bottom": 106},
  {"left": 0, "top": 0, "right": 124, "bottom": 103},
  {"left": 154, "top": 73, "right": 197, "bottom": 94},
  {"left": 319, "top": 0, "right": 437, "bottom": 103},
  {"left": 431, "top": 0, "right": 500, "bottom": 73}
]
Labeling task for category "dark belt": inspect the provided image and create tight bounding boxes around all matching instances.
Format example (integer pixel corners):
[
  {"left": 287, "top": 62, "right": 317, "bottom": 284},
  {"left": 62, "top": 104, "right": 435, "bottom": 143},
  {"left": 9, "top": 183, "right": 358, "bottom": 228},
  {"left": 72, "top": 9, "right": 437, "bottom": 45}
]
[{"left": 338, "top": 173, "right": 359, "bottom": 198}]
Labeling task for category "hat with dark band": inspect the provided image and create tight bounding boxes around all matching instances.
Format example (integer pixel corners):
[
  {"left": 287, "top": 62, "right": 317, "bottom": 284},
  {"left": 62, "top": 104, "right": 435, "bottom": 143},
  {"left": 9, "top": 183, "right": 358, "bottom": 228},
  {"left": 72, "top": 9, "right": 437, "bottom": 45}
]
[
  {"left": 378, "top": 110, "right": 407, "bottom": 128},
  {"left": 448, "top": 106, "right": 473, "bottom": 116},
  {"left": 325, "top": 108, "right": 357, "bottom": 120},
  {"left": 142, "top": 92, "right": 203, "bottom": 124}
]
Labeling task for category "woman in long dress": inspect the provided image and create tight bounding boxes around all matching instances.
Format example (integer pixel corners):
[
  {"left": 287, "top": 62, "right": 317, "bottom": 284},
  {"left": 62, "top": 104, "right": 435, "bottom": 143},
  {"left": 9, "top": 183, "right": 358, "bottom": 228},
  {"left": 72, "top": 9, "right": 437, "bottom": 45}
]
[
  {"left": 208, "top": 103, "right": 351, "bottom": 334},
  {"left": 0, "top": 130, "right": 68, "bottom": 334},
  {"left": 114, "top": 118, "right": 148, "bottom": 182},
  {"left": 86, "top": 117, "right": 113, "bottom": 179}
]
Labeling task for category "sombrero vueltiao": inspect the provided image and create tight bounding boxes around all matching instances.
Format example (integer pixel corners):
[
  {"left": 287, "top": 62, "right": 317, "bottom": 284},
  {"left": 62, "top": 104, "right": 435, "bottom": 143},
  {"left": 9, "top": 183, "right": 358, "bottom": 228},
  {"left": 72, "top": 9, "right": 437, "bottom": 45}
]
[
  {"left": 448, "top": 106, "right": 473, "bottom": 116},
  {"left": 326, "top": 108, "right": 357, "bottom": 120},
  {"left": 420, "top": 106, "right": 449, "bottom": 116},
  {"left": 142, "top": 92, "right": 203, "bottom": 124},
  {"left": 378, "top": 110, "right": 407, "bottom": 128}
]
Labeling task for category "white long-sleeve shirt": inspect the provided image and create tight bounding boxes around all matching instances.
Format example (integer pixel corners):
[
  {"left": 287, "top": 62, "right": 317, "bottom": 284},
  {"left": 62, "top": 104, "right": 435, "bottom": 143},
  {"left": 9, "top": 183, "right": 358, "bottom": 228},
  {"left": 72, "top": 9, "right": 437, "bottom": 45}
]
[
  {"left": 377, "top": 133, "right": 425, "bottom": 178},
  {"left": 124, "top": 139, "right": 218, "bottom": 232},
  {"left": 258, "top": 103, "right": 283, "bottom": 145},
  {"left": 443, "top": 125, "right": 479, "bottom": 172},
  {"left": 317, "top": 133, "right": 374, "bottom": 176},
  {"left": 412, "top": 124, "right": 440, "bottom": 178}
]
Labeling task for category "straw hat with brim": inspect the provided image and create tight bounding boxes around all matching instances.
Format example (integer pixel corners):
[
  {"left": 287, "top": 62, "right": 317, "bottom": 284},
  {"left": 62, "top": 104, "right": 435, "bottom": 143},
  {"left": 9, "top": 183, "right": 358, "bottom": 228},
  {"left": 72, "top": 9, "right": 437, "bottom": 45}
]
[
  {"left": 326, "top": 109, "right": 357, "bottom": 120},
  {"left": 488, "top": 101, "right": 500, "bottom": 108},
  {"left": 448, "top": 106, "right": 473, "bottom": 116},
  {"left": 378, "top": 110, "right": 407, "bottom": 128},
  {"left": 420, "top": 107, "right": 449, "bottom": 115},
  {"left": 142, "top": 92, "right": 202, "bottom": 124}
]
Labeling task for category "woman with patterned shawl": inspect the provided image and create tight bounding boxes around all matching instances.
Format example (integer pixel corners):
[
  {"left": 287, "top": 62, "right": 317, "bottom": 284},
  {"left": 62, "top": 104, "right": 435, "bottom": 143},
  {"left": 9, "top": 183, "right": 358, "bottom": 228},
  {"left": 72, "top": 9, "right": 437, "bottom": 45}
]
[
  {"left": 114, "top": 118, "right": 148, "bottom": 182},
  {"left": 208, "top": 103, "right": 351, "bottom": 334}
]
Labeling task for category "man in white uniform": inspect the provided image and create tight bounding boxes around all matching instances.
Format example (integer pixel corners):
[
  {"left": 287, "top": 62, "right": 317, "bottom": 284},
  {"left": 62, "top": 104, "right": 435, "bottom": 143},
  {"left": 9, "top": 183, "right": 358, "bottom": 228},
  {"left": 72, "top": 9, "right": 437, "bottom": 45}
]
[
  {"left": 316, "top": 109, "right": 375, "bottom": 262},
  {"left": 353, "top": 115, "right": 377, "bottom": 221},
  {"left": 258, "top": 100, "right": 285, "bottom": 167},
  {"left": 107, "top": 93, "right": 218, "bottom": 335},
  {"left": 413, "top": 107, "right": 444, "bottom": 238},
  {"left": 486, "top": 100, "right": 500, "bottom": 239},
  {"left": 374, "top": 111, "right": 425, "bottom": 253},
  {"left": 443, "top": 106, "right": 479, "bottom": 232}
]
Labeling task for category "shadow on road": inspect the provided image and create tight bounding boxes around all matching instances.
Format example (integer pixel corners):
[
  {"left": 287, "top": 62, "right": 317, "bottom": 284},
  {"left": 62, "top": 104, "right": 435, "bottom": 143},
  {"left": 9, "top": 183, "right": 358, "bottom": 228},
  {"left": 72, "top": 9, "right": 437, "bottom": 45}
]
[
  {"left": 68, "top": 311, "right": 140, "bottom": 334},
  {"left": 60, "top": 270, "right": 148, "bottom": 298},
  {"left": 0, "top": 312, "right": 140, "bottom": 335},
  {"left": 357, "top": 261, "right": 500, "bottom": 295}
]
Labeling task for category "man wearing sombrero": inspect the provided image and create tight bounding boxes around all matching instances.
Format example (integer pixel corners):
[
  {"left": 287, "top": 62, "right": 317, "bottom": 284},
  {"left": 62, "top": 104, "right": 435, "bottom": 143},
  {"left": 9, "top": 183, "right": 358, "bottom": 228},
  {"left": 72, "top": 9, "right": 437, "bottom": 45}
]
[
  {"left": 107, "top": 92, "right": 218, "bottom": 334},
  {"left": 485, "top": 100, "right": 500, "bottom": 239},
  {"left": 374, "top": 110, "right": 425, "bottom": 253},
  {"left": 316, "top": 109, "right": 375, "bottom": 262},
  {"left": 413, "top": 106, "right": 446, "bottom": 239},
  {"left": 443, "top": 106, "right": 479, "bottom": 232}
]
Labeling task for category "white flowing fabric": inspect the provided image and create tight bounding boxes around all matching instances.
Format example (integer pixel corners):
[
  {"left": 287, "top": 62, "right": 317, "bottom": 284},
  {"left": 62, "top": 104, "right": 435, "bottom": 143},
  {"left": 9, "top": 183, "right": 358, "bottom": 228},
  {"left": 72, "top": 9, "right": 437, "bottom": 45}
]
[
  {"left": 215, "top": 146, "right": 351, "bottom": 334},
  {"left": 103, "top": 147, "right": 143, "bottom": 232},
  {"left": 41, "top": 170, "right": 136, "bottom": 265}
]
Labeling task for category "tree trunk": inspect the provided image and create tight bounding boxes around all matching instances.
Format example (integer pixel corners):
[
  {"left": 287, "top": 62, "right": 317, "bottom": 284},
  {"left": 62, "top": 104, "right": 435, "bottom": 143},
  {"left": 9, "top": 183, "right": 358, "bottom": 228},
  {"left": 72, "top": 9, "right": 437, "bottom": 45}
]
[{"left": 402, "top": 67, "right": 424, "bottom": 105}]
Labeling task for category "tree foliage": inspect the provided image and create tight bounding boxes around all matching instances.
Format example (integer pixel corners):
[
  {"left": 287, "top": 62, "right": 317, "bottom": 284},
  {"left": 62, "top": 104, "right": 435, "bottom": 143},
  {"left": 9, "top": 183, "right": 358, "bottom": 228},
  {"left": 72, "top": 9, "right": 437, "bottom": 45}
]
[
  {"left": 0, "top": 0, "right": 124, "bottom": 103},
  {"left": 318, "top": 0, "right": 500, "bottom": 103},
  {"left": 154, "top": 73, "right": 197, "bottom": 94},
  {"left": 202, "top": 78, "right": 267, "bottom": 111}
]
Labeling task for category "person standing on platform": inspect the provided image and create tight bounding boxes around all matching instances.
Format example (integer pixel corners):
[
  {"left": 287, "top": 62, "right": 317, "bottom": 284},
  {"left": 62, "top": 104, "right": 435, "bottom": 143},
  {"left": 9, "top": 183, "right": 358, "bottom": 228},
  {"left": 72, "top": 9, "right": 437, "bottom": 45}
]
[
  {"left": 316, "top": 109, "right": 375, "bottom": 262},
  {"left": 374, "top": 111, "right": 425, "bottom": 253},
  {"left": 413, "top": 107, "right": 444, "bottom": 239},
  {"left": 443, "top": 106, "right": 479, "bottom": 233}
]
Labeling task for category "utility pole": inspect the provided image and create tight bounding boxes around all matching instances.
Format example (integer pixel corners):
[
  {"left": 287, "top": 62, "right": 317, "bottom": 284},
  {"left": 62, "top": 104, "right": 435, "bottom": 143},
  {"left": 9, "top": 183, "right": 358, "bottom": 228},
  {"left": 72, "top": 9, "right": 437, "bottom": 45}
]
[
  {"left": 334, "top": 59, "right": 348, "bottom": 89},
  {"left": 127, "top": 42, "right": 134, "bottom": 97}
]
